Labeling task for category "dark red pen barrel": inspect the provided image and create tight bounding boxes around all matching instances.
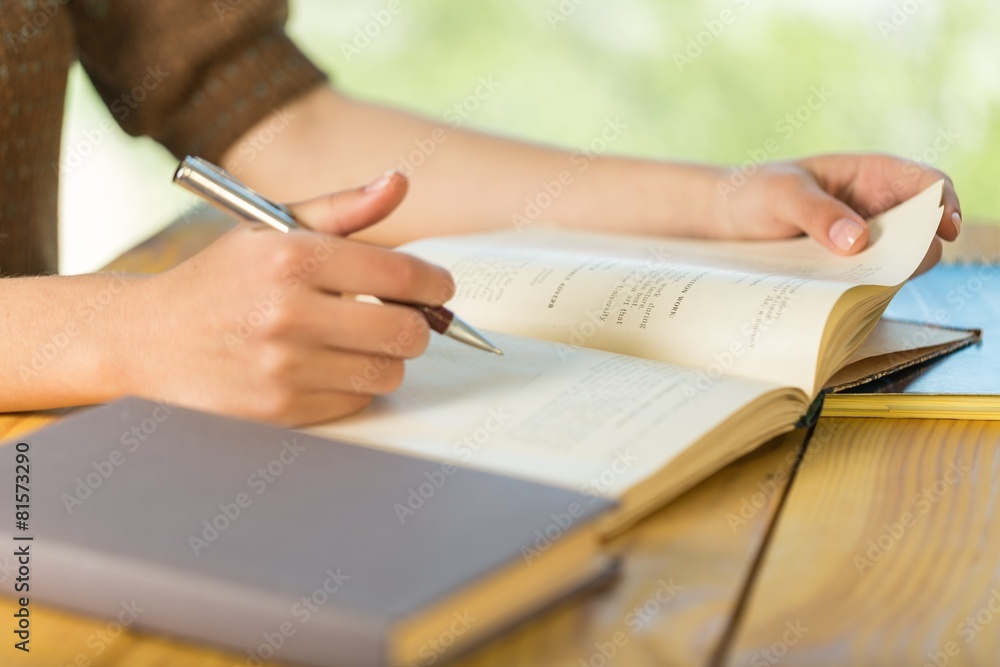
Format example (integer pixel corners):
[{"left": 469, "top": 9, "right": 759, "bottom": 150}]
[{"left": 419, "top": 305, "right": 454, "bottom": 334}]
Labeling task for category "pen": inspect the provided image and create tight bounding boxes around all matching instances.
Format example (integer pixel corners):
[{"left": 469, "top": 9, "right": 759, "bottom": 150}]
[{"left": 173, "top": 155, "right": 503, "bottom": 355}]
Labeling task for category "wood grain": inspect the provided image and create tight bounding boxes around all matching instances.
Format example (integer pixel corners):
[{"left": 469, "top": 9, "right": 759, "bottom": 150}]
[
  {"left": 0, "top": 207, "right": 812, "bottom": 666},
  {"left": 5, "top": 214, "right": 995, "bottom": 666},
  {"left": 101, "top": 206, "right": 234, "bottom": 274},
  {"left": 0, "top": 413, "right": 56, "bottom": 443},
  {"left": 725, "top": 417, "right": 1000, "bottom": 667},
  {"left": 453, "top": 430, "right": 809, "bottom": 667},
  {"left": 943, "top": 221, "right": 1000, "bottom": 264},
  {"left": 0, "top": 418, "right": 807, "bottom": 667}
]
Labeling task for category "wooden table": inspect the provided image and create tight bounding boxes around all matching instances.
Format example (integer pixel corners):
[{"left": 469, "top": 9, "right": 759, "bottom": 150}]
[{"left": 2, "top": 215, "right": 999, "bottom": 667}]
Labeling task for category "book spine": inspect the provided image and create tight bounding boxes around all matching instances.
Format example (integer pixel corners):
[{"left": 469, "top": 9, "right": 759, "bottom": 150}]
[{"left": 13, "top": 534, "right": 387, "bottom": 667}]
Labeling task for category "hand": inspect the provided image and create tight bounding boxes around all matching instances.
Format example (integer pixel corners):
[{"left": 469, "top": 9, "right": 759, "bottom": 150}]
[
  {"left": 713, "top": 153, "right": 961, "bottom": 272},
  {"left": 124, "top": 171, "right": 455, "bottom": 425}
]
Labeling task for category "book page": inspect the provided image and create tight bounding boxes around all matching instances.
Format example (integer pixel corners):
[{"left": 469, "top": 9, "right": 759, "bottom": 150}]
[
  {"left": 402, "top": 182, "right": 944, "bottom": 393},
  {"left": 309, "top": 331, "right": 795, "bottom": 498}
]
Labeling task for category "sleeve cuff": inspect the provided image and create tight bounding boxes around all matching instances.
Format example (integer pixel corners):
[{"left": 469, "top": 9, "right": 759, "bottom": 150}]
[{"left": 156, "top": 28, "right": 327, "bottom": 163}]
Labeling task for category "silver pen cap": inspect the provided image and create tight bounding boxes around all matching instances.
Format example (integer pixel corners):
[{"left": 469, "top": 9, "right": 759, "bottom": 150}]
[{"left": 173, "top": 156, "right": 299, "bottom": 233}]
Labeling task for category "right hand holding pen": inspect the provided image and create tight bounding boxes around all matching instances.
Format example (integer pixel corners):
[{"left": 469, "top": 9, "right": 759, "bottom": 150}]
[{"left": 127, "top": 171, "right": 455, "bottom": 425}]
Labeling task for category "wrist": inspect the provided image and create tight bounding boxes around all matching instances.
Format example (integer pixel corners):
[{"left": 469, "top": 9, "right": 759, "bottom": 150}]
[
  {"left": 84, "top": 272, "right": 152, "bottom": 401},
  {"left": 675, "top": 163, "right": 734, "bottom": 239},
  {"left": 575, "top": 159, "right": 732, "bottom": 239},
  {"left": 0, "top": 273, "right": 152, "bottom": 411}
]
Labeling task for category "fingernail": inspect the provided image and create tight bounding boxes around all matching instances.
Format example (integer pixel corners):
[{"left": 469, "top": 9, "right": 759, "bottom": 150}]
[
  {"left": 364, "top": 170, "right": 398, "bottom": 193},
  {"left": 951, "top": 211, "right": 962, "bottom": 233},
  {"left": 829, "top": 218, "right": 866, "bottom": 252}
]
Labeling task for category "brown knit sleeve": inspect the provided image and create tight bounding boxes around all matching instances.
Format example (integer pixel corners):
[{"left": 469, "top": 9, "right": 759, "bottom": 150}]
[{"left": 68, "top": 0, "right": 327, "bottom": 162}]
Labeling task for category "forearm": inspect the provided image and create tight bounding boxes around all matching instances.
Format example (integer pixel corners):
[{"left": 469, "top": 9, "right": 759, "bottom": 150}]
[
  {"left": 222, "top": 85, "right": 727, "bottom": 246},
  {"left": 0, "top": 274, "right": 139, "bottom": 411}
]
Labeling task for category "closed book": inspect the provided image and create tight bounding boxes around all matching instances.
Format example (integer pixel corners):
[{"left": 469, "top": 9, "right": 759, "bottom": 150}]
[
  {"left": 1, "top": 397, "right": 616, "bottom": 666},
  {"left": 822, "top": 262, "right": 998, "bottom": 418}
]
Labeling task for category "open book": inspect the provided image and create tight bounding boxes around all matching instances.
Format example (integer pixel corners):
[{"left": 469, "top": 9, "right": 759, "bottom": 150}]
[{"left": 312, "top": 181, "right": 958, "bottom": 533}]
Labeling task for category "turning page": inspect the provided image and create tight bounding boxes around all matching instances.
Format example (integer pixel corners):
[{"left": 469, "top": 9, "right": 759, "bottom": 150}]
[{"left": 402, "top": 182, "right": 944, "bottom": 394}]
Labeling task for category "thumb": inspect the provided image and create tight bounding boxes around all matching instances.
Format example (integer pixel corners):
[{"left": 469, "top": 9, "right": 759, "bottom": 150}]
[
  {"left": 288, "top": 170, "right": 408, "bottom": 236},
  {"left": 783, "top": 182, "right": 870, "bottom": 255}
]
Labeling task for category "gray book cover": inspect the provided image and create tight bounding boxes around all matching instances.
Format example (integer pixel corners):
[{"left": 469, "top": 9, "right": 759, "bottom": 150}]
[{"left": 1, "top": 397, "right": 616, "bottom": 666}]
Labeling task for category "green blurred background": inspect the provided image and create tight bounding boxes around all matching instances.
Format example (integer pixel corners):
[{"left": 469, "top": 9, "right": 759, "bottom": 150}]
[{"left": 58, "top": 0, "right": 1000, "bottom": 273}]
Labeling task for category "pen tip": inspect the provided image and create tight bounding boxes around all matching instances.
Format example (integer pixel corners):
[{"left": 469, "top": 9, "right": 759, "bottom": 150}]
[{"left": 444, "top": 315, "right": 504, "bottom": 355}]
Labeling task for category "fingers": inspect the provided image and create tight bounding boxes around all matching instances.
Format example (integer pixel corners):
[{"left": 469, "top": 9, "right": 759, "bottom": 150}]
[
  {"left": 259, "top": 343, "right": 408, "bottom": 396},
  {"left": 778, "top": 176, "right": 871, "bottom": 255},
  {"left": 270, "top": 295, "right": 431, "bottom": 359},
  {"left": 211, "top": 297, "right": 424, "bottom": 425},
  {"left": 805, "top": 153, "right": 962, "bottom": 243},
  {"left": 939, "top": 177, "right": 962, "bottom": 242},
  {"left": 288, "top": 170, "right": 408, "bottom": 236},
  {"left": 267, "top": 393, "right": 374, "bottom": 427},
  {"left": 866, "top": 159, "right": 962, "bottom": 242},
  {"left": 241, "top": 332, "right": 417, "bottom": 426},
  {"left": 910, "top": 236, "right": 943, "bottom": 279},
  {"left": 273, "top": 232, "right": 455, "bottom": 306},
  {"left": 277, "top": 392, "right": 372, "bottom": 426},
  {"left": 276, "top": 172, "right": 452, "bottom": 305},
  {"left": 141, "top": 195, "right": 447, "bottom": 428}
]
